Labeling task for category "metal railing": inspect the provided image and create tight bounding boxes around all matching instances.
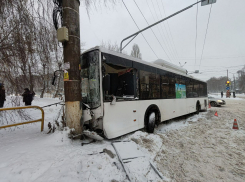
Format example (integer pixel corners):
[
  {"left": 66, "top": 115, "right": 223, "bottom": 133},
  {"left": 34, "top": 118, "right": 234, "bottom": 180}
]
[{"left": 0, "top": 106, "right": 44, "bottom": 132}]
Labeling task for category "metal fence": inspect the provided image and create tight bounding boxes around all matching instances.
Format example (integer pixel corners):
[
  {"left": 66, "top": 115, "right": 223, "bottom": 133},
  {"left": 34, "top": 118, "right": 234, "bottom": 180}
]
[{"left": 0, "top": 106, "right": 44, "bottom": 132}]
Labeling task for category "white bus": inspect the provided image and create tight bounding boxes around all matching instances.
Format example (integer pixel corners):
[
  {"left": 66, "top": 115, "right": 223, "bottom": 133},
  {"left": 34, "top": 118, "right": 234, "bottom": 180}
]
[{"left": 80, "top": 46, "right": 208, "bottom": 139}]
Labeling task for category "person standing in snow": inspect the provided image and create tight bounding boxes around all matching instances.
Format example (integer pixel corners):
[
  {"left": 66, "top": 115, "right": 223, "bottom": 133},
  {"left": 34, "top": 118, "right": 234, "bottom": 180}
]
[
  {"left": 221, "top": 91, "right": 223, "bottom": 98},
  {"left": 22, "top": 88, "right": 35, "bottom": 106},
  {"left": 0, "top": 83, "right": 6, "bottom": 108}
]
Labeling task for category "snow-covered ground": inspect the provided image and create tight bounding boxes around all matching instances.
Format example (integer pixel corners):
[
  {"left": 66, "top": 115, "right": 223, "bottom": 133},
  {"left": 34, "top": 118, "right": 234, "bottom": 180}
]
[
  {"left": 209, "top": 92, "right": 245, "bottom": 99},
  {"left": 0, "top": 96, "right": 245, "bottom": 182}
]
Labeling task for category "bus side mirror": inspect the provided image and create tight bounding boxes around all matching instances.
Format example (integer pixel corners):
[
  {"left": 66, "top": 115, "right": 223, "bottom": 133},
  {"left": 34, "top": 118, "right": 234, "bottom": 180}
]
[{"left": 103, "top": 74, "right": 110, "bottom": 94}]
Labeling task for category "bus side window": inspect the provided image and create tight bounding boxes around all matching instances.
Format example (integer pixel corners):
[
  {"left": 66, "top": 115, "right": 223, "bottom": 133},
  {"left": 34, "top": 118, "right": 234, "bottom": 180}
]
[
  {"left": 139, "top": 70, "right": 150, "bottom": 99},
  {"left": 168, "top": 74, "right": 175, "bottom": 99},
  {"left": 193, "top": 81, "right": 199, "bottom": 97},
  {"left": 139, "top": 70, "right": 160, "bottom": 99},
  {"left": 186, "top": 79, "right": 194, "bottom": 98},
  {"left": 149, "top": 73, "right": 160, "bottom": 99},
  {"left": 161, "top": 75, "right": 169, "bottom": 99},
  {"left": 199, "top": 82, "right": 204, "bottom": 96}
]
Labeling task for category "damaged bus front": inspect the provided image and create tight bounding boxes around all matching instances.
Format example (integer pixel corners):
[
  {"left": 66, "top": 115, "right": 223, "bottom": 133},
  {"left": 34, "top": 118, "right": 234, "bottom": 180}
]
[
  {"left": 80, "top": 50, "right": 104, "bottom": 137},
  {"left": 80, "top": 47, "right": 139, "bottom": 139}
]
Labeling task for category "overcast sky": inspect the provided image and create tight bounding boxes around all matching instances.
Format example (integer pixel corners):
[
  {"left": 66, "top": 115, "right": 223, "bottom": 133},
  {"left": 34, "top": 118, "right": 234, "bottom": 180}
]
[{"left": 79, "top": 0, "right": 245, "bottom": 81}]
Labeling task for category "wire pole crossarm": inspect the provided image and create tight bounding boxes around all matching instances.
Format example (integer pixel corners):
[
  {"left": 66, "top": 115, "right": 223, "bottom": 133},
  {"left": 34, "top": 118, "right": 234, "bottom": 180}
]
[{"left": 120, "top": 1, "right": 202, "bottom": 53}]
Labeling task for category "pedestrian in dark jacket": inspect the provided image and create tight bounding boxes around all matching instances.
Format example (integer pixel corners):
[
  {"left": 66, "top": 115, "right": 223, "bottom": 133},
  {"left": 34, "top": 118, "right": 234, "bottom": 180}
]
[
  {"left": 0, "top": 83, "right": 6, "bottom": 108},
  {"left": 22, "top": 88, "right": 35, "bottom": 106}
]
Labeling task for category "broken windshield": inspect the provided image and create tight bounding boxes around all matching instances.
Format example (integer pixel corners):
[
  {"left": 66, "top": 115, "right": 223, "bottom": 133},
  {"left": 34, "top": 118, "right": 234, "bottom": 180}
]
[{"left": 80, "top": 50, "right": 101, "bottom": 109}]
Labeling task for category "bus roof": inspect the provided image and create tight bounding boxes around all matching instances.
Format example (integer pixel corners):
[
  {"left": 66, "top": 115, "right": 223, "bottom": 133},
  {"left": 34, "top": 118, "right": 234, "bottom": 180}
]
[{"left": 82, "top": 46, "right": 206, "bottom": 83}]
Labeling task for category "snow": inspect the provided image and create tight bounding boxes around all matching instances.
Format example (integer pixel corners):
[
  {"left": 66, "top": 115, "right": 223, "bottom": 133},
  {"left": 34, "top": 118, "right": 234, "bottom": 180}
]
[
  {"left": 112, "top": 141, "right": 145, "bottom": 159},
  {"left": 149, "top": 112, "right": 155, "bottom": 125},
  {"left": 0, "top": 96, "right": 245, "bottom": 182},
  {"left": 209, "top": 93, "right": 245, "bottom": 100}
]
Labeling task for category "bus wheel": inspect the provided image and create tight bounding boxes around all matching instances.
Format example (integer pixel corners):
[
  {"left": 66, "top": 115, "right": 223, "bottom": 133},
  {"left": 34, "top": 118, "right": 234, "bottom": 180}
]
[{"left": 145, "top": 105, "right": 161, "bottom": 133}]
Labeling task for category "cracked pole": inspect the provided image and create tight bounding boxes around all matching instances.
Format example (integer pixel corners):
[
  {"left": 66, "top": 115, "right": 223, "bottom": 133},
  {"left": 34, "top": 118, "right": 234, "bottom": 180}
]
[{"left": 62, "top": 0, "right": 82, "bottom": 134}]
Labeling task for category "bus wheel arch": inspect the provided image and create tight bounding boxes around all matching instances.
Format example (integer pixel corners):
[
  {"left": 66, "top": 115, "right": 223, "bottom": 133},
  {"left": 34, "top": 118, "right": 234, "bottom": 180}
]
[
  {"left": 196, "top": 100, "right": 201, "bottom": 114},
  {"left": 144, "top": 104, "right": 161, "bottom": 133}
]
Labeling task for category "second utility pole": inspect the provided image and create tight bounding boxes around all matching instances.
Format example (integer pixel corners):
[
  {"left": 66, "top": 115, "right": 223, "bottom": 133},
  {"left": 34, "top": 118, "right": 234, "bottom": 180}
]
[{"left": 62, "top": 0, "right": 82, "bottom": 134}]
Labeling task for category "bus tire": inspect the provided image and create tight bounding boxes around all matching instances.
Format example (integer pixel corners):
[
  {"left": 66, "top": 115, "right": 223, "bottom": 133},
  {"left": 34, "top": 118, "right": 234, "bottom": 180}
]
[
  {"left": 196, "top": 101, "right": 200, "bottom": 114},
  {"left": 144, "top": 105, "right": 161, "bottom": 133}
]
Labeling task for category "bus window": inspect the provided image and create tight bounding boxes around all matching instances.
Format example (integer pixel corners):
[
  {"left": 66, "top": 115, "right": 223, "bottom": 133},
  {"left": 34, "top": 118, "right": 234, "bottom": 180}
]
[
  {"left": 139, "top": 70, "right": 160, "bottom": 99},
  {"left": 193, "top": 81, "right": 199, "bottom": 97},
  {"left": 139, "top": 70, "right": 150, "bottom": 99},
  {"left": 199, "top": 82, "right": 207, "bottom": 97},
  {"left": 161, "top": 75, "right": 169, "bottom": 99},
  {"left": 103, "top": 63, "right": 135, "bottom": 100},
  {"left": 80, "top": 50, "right": 101, "bottom": 108},
  {"left": 149, "top": 73, "right": 160, "bottom": 99},
  {"left": 199, "top": 83, "right": 204, "bottom": 96},
  {"left": 168, "top": 74, "right": 175, "bottom": 99},
  {"left": 186, "top": 79, "right": 194, "bottom": 98}
]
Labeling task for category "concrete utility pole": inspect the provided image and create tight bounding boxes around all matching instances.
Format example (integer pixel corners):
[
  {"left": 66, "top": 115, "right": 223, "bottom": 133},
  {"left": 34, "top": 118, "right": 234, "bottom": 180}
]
[{"left": 62, "top": 0, "right": 82, "bottom": 134}]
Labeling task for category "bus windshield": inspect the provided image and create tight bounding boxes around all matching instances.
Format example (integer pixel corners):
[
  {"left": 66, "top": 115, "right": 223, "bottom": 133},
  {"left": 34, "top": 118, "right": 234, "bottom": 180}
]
[{"left": 80, "top": 50, "right": 101, "bottom": 109}]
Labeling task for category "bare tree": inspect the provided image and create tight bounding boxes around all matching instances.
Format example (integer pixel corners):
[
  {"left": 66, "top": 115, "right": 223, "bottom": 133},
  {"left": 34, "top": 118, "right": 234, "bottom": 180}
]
[
  {"left": 131, "top": 44, "right": 142, "bottom": 59},
  {"left": 0, "top": 0, "right": 62, "bottom": 96},
  {"left": 100, "top": 41, "right": 128, "bottom": 55},
  {"left": 53, "top": 62, "right": 63, "bottom": 98},
  {"left": 237, "top": 65, "right": 245, "bottom": 92},
  {"left": 101, "top": 41, "right": 120, "bottom": 52},
  {"left": 0, "top": 0, "right": 117, "bottom": 97},
  {"left": 206, "top": 76, "right": 230, "bottom": 93}
]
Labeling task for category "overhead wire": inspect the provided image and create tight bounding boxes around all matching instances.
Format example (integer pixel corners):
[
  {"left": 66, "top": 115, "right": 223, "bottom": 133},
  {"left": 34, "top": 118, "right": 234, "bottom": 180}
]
[
  {"left": 133, "top": 0, "right": 171, "bottom": 62},
  {"left": 199, "top": 4, "right": 213, "bottom": 69},
  {"left": 144, "top": 0, "right": 173, "bottom": 60},
  {"left": 150, "top": 0, "right": 176, "bottom": 60},
  {"left": 157, "top": 0, "right": 179, "bottom": 61},
  {"left": 122, "top": 0, "right": 159, "bottom": 59},
  {"left": 194, "top": 0, "right": 199, "bottom": 67}
]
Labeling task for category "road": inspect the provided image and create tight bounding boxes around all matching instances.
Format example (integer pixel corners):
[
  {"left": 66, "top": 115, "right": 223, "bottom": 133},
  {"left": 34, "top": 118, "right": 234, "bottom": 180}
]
[{"left": 133, "top": 98, "right": 245, "bottom": 181}]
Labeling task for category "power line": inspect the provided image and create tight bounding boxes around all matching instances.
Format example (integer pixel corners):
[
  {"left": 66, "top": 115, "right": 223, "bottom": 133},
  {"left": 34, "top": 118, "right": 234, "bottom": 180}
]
[
  {"left": 122, "top": 0, "right": 159, "bottom": 59},
  {"left": 154, "top": 0, "right": 178, "bottom": 61},
  {"left": 199, "top": 4, "right": 213, "bottom": 68},
  {"left": 159, "top": 0, "right": 179, "bottom": 60},
  {"left": 150, "top": 0, "right": 176, "bottom": 60},
  {"left": 194, "top": 0, "right": 199, "bottom": 66},
  {"left": 155, "top": 0, "right": 176, "bottom": 60},
  {"left": 133, "top": 0, "right": 171, "bottom": 61},
  {"left": 145, "top": 0, "right": 173, "bottom": 60}
]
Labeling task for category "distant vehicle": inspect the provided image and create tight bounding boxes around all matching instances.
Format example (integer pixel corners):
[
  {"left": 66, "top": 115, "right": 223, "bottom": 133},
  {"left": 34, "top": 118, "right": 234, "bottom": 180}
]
[
  {"left": 80, "top": 46, "right": 208, "bottom": 139},
  {"left": 208, "top": 96, "right": 226, "bottom": 107}
]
